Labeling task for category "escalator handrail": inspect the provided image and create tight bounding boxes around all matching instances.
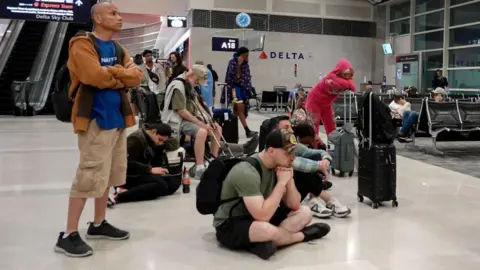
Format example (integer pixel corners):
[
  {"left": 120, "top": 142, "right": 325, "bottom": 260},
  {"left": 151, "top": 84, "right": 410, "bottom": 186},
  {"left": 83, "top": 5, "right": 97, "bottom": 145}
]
[
  {"left": 31, "top": 22, "right": 69, "bottom": 112},
  {"left": 0, "top": 20, "right": 25, "bottom": 78}
]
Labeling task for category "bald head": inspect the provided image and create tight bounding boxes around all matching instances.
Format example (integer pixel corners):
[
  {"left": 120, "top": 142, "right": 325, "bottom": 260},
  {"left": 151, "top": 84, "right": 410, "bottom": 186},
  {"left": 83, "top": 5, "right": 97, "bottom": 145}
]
[{"left": 90, "top": 2, "right": 123, "bottom": 33}]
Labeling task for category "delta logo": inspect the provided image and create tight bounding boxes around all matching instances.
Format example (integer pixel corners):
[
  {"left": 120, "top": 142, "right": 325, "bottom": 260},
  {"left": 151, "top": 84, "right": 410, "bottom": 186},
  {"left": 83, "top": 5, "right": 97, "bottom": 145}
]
[{"left": 259, "top": 51, "right": 312, "bottom": 60}]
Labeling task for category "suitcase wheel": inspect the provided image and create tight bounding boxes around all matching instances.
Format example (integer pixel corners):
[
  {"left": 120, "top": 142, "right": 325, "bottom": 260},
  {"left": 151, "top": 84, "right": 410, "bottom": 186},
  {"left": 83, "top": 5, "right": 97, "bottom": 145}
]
[
  {"left": 357, "top": 194, "right": 364, "bottom": 203},
  {"left": 392, "top": 200, "right": 399, "bottom": 207},
  {"left": 372, "top": 202, "right": 379, "bottom": 209},
  {"left": 348, "top": 171, "right": 354, "bottom": 177}
]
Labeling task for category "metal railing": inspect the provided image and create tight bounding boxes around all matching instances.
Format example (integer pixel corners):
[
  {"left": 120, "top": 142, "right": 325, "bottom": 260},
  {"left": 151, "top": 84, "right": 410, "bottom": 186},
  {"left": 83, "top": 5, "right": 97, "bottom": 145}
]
[
  {"left": 30, "top": 22, "right": 68, "bottom": 112},
  {"left": 0, "top": 20, "right": 25, "bottom": 77}
]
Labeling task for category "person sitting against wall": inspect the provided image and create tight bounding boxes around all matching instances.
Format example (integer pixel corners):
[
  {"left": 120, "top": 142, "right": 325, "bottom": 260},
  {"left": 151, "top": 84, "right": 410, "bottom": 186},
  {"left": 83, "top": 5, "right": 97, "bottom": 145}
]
[{"left": 108, "top": 123, "right": 181, "bottom": 207}]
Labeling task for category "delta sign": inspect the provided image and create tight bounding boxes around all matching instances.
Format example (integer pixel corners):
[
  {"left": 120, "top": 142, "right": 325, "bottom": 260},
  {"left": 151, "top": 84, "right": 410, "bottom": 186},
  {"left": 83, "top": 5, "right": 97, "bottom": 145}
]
[{"left": 259, "top": 51, "right": 313, "bottom": 60}]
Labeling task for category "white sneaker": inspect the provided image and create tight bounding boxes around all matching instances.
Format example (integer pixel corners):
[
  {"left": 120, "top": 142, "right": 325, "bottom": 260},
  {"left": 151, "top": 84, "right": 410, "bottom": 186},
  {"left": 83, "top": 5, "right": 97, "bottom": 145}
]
[
  {"left": 195, "top": 166, "right": 206, "bottom": 180},
  {"left": 326, "top": 198, "right": 351, "bottom": 218},
  {"left": 307, "top": 196, "right": 333, "bottom": 218}
]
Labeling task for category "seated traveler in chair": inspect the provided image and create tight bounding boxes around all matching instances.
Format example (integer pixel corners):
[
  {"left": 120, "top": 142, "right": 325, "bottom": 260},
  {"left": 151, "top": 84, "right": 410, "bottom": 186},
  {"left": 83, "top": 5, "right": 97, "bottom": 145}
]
[
  {"left": 214, "top": 129, "right": 330, "bottom": 260},
  {"left": 161, "top": 65, "right": 222, "bottom": 179},
  {"left": 108, "top": 123, "right": 181, "bottom": 207},
  {"left": 276, "top": 118, "right": 351, "bottom": 218}
]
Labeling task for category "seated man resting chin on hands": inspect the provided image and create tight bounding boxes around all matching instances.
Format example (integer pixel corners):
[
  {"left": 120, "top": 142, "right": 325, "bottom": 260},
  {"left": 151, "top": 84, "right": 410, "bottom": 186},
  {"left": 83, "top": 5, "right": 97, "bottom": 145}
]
[{"left": 214, "top": 129, "right": 330, "bottom": 260}]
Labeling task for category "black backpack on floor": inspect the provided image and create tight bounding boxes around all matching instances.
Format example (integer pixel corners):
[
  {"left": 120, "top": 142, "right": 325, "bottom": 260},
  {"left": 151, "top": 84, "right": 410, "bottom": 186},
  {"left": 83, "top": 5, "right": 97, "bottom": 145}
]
[
  {"left": 52, "top": 31, "right": 125, "bottom": 122},
  {"left": 196, "top": 157, "right": 262, "bottom": 215}
]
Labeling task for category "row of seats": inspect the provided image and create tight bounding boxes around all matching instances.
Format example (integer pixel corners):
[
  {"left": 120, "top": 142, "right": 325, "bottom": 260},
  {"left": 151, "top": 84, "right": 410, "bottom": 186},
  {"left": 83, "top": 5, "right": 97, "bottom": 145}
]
[{"left": 410, "top": 98, "right": 480, "bottom": 156}]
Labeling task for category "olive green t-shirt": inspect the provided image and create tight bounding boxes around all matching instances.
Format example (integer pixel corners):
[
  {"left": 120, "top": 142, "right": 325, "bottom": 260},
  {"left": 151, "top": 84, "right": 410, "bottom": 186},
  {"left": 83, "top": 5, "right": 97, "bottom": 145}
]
[
  {"left": 213, "top": 155, "right": 277, "bottom": 228},
  {"left": 171, "top": 88, "right": 197, "bottom": 115}
]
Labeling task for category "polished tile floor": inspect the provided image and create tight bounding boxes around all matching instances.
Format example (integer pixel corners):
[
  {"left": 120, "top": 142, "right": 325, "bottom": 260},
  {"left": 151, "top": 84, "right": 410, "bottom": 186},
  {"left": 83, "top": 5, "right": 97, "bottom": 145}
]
[{"left": 1, "top": 114, "right": 480, "bottom": 270}]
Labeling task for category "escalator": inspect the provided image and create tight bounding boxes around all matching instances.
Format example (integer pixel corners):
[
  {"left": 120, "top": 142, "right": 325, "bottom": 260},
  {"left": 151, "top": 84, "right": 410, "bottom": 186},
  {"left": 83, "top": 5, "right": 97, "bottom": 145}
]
[
  {"left": 0, "top": 21, "right": 48, "bottom": 115},
  {"left": 39, "top": 22, "right": 92, "bottom": 115}
]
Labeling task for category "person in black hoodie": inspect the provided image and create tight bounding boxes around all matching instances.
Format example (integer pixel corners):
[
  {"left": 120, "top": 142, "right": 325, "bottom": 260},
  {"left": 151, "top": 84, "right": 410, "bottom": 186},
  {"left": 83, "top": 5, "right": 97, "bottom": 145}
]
[
  {"left": 432, "top": 69, "right": 449, "bottom": 90},
  {"left": 108, "top": 123, "right": 181, "bottom": 206}
]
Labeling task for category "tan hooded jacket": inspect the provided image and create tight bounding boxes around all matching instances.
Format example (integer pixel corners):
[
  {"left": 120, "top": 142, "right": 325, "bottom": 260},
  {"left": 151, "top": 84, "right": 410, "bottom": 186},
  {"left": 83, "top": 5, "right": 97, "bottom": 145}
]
[{"left": 67, "top": 34, "right": 142, "bottom": 133}]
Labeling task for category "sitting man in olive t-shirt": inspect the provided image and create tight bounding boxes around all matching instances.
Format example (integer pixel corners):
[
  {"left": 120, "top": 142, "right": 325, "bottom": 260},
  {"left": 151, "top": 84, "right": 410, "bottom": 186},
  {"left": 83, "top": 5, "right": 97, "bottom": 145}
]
[{"left": 213, "top": 129, "right": 331, "bottom": 260}]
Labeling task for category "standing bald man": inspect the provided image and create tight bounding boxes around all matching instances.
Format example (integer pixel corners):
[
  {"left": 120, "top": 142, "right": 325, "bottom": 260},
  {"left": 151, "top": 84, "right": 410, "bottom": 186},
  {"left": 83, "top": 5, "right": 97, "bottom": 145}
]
[{"left": 54, "top": 2, "right": 142, "bottom": 257}]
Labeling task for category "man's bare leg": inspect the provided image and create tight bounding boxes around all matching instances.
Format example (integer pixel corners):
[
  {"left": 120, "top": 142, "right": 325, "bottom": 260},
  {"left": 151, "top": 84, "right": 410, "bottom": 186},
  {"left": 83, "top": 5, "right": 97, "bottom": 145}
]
[
  {"left": 93, "top": 188, "right": 109, "bottom": 224},
  {"left": 278, "top": 205, "right": 313, "bottom": 233},
  {"left": 66, "top": 197, "right": 87, "bottom": 234},
  {"left": 194, "top": 128, "right": 208, "bottom": 166},
  {"left": 233, "top": 102, "right": 254, "bottom": 137},
  {"left": 249, "top": 221, "right": 304, "bottom": 247}
]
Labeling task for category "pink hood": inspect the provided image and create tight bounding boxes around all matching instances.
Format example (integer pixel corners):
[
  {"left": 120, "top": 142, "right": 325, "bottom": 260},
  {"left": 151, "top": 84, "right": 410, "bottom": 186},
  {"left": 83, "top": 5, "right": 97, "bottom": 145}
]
[
  {"left": 330, "top": 58, "right": 354, "bottom": 76},
  {"left": 306, "top": 59, "right": 356, "bottom": 111}
]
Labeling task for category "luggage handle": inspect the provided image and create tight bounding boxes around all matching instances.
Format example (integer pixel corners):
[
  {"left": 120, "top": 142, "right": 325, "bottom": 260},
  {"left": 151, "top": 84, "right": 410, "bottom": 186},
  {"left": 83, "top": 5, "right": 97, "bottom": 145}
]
[
  {"left": 368, "top": 91, "right": 372, "bottom": 150},
  {"left": 343, "top": 90, "right": 352, "bottom": 125}
]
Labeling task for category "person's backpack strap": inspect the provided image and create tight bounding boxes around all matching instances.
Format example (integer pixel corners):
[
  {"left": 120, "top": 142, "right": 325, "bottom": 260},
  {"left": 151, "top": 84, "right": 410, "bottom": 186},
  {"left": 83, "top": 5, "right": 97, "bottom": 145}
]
[
  {"left": 244, "top": 157, "right": 262, "bottom": 177},
  {"left": 112, "top": 40, "right": 126, "bottom": 66}
]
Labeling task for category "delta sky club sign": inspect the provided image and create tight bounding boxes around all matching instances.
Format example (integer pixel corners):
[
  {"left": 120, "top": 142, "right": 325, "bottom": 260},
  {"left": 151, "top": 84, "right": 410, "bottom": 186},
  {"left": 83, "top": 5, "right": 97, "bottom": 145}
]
[{"left": 259, "top": 51, "right": 313, "bottom": 60}]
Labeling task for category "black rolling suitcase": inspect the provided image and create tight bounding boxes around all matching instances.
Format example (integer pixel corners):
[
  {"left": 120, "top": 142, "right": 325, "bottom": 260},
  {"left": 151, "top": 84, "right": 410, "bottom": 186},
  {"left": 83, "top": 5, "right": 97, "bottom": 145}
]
[
  {"left": 212, "top": 108, "right": 239, "bottom": 144},
  {"left": 357, "top": 92, "right": 398, "bottom": 209}
]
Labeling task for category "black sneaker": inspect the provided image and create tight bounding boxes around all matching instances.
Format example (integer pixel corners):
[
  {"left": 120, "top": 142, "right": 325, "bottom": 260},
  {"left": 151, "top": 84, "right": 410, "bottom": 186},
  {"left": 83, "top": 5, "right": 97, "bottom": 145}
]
[
  {"left": 86, "top": 220, "right": 130, "bottom": 240},
  {"left": 243, "top": 133, "right": 259, "bottom": 154},
  {"left": 249, "top": 241, "right": 277, "bottom": 260},
  {"left": 246, "top": 130, "right": 258, "bottom": 139},
  {"left": 321, "top": 180, "right": 333, "bottom": 190},
  {"left": 54, "top": 232, "right": 93, "bottom": 257},
  {"left": 302, "top": 223, "right": 331, "bottom": 242}
]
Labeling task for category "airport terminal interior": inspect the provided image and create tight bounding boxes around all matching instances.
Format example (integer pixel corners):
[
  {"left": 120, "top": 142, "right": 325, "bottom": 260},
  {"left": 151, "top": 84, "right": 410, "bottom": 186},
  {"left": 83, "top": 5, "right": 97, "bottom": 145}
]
[{"left": 1, "top": 0, "right": 480, "bottom": 269}]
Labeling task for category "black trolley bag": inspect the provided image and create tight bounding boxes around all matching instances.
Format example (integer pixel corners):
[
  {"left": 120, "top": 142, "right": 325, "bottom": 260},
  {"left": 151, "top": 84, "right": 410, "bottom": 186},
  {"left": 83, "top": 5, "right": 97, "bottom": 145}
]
[
  {"left": 212, "top": 108, "right": 239, "bottom": 144},
  {"left": 357, "top": 91, "right": 398, "bottom": 209}
]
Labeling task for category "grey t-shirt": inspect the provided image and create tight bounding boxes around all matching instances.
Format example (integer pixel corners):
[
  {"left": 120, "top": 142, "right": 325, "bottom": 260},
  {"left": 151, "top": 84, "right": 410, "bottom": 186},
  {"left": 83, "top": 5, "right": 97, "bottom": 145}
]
[{"left": 213, "top": 154, "right": 276, "bottom": 228}]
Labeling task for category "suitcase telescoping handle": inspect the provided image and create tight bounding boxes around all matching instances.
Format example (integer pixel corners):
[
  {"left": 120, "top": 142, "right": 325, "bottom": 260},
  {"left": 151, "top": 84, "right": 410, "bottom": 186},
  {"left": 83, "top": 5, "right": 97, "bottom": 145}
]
[
  {"left": 343, "top": 90, "right": 353, "bottom": 125},
  {"left": 368, "top": 91, "right": 373, "bottom": 149}
]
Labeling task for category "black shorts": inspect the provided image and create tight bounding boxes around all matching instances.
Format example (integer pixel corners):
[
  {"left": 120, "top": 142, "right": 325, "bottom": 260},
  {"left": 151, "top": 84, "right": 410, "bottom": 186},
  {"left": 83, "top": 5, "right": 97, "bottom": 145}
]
[{"left": 215, "top": 205, "right": 291, "bottom": 250}]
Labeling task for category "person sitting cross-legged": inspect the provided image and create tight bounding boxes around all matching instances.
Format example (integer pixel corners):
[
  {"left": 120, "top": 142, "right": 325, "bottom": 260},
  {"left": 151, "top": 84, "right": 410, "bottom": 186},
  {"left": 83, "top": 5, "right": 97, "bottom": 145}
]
[{"left": 214, "top": 129, "right": 330, "bottom": 260}]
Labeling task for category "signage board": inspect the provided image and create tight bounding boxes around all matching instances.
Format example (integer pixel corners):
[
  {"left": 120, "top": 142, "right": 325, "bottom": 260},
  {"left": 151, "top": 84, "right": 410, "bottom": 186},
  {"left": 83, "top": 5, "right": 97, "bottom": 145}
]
[
  {"left": 167, "top": 15, "right": 187, "bottom": 28},
  {"left": 396, "top": 55, "right": 419, "bottom": 63},
  {"left": 1, "top": 0, "right": 91, "bottom": 23},
  {"left": 212, "top": 37, "right": 239, "bottom": 52},
  {"left": 260, "top": 51, "right": 312, "bottom": 60}
]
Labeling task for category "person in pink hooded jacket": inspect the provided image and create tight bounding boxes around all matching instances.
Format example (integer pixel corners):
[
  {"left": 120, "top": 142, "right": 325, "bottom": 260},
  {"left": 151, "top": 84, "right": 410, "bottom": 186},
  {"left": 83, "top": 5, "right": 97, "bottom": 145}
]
[{"left": 306, "top": 59, "right": 356, "bottom": 136}]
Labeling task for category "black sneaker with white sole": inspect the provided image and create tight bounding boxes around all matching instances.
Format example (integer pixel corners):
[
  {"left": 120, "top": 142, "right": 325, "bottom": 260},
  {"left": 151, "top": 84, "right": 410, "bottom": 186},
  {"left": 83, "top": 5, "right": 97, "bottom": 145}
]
[
  {"left": 249, "top": 241, "right": 277, "bottom": 260},
  {"left": 54, "top": 232, "right": 93, "bottom": 257},
  {"left": 86, "top": 220, "right": 130, "bottom": 240}
]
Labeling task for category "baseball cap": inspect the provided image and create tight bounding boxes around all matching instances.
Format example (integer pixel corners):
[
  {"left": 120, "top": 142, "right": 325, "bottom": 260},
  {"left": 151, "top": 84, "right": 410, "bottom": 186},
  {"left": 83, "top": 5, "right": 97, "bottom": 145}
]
[
  {"left": 432, "top": 87, "right": 447, "bottom": 95},
  {"left": 190, "top": 64, "right": 208, "bottom": 86},
  {"left": 265, "top": 129, "right": 298, "bottom": 153}
]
